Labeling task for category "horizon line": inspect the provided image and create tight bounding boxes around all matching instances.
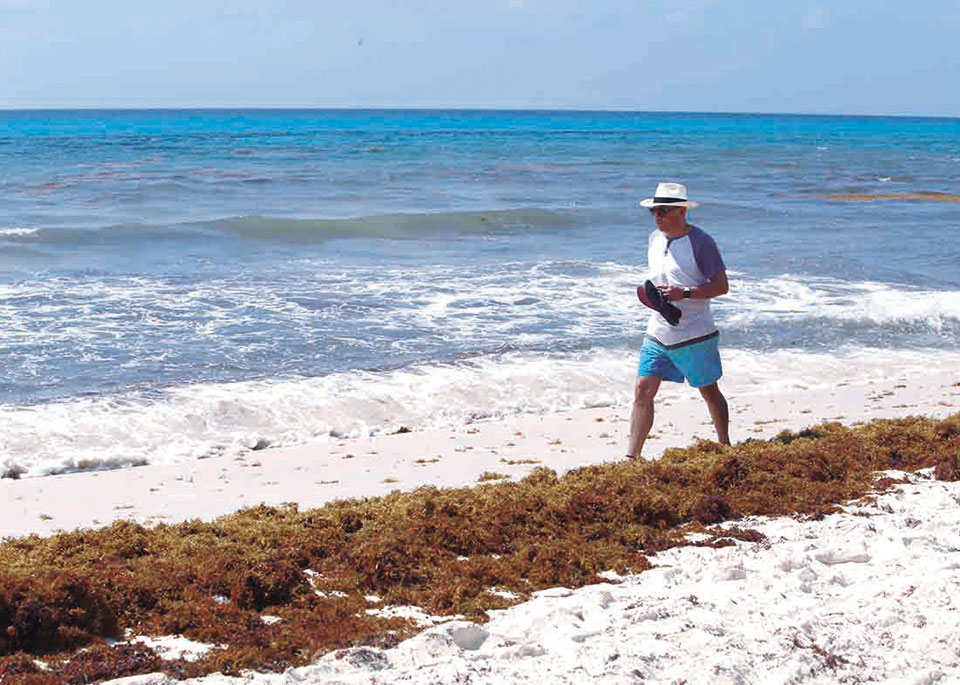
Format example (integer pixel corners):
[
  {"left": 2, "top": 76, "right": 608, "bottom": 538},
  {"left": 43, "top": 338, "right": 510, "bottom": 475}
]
[{"left": 0, "top": 105, "right": 957, "bottom": 120}]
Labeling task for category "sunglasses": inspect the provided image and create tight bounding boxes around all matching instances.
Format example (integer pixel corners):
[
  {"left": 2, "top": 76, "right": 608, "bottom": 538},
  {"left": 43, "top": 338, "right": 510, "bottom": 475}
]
[{"left": 649, "top": 207, "right": 677, "bottom": 217}]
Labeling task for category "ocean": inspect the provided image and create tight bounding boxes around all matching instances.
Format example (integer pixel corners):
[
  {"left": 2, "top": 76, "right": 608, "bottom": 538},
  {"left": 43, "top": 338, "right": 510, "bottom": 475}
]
[{"left": 1, "top": 109, "right": 958, "bottom": 478}]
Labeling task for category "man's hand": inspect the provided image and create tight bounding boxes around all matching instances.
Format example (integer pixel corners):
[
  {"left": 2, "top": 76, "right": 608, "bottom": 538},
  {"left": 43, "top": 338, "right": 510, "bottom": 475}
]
[{"left": 657, "top": 285, "right": 685, "bottom": 302}]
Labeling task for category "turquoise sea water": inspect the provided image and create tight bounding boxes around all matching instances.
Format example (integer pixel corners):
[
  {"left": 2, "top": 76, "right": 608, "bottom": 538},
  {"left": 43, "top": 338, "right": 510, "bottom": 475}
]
[{"left": 1, "top": 109, "right": 958, "bottom": 475}]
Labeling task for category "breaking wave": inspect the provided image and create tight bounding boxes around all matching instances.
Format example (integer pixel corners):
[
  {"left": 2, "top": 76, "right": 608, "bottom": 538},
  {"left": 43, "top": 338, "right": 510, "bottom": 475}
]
[{"left": 0, "top": 209, "right": 578, "bottom": 246}]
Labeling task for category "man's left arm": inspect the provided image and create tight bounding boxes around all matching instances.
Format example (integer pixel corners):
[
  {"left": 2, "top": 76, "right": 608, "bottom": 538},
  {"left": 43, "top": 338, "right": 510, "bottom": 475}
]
[{"left": 660, "top": 269, "right": 728, "bottom": 301}]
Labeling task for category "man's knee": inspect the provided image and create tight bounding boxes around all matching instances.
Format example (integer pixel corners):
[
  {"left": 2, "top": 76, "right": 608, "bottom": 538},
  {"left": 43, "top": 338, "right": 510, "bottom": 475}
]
[
  {"left": 698, "top": 382, "right": 725, "bottom": 403},
  {"left": 634, "top": 376, "right": 661, "bottom": 404}
]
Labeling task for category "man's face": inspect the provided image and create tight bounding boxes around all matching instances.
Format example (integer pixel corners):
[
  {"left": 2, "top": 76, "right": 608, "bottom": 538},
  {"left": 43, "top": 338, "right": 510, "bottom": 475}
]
[{"left": 650, "top": 206, "right": 686, "bottom": 233}]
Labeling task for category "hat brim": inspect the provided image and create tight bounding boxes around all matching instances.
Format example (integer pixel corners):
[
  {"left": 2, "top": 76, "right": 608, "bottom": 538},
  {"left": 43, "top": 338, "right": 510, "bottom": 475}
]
[{"left": 639, "top": 199, "right": 699, "bottom": 208}]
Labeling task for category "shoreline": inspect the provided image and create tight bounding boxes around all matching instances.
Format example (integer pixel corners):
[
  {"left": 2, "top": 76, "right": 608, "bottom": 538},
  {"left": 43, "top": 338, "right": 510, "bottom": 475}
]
[{"left": 3, "top": 359, "right": 959, "bottom": 540}]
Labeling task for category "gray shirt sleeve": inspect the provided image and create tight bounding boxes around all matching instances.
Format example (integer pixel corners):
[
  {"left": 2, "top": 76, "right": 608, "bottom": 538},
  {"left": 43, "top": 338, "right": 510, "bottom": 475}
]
[{"left": 688, "top": 226, "right": 726, "bottom": 279}]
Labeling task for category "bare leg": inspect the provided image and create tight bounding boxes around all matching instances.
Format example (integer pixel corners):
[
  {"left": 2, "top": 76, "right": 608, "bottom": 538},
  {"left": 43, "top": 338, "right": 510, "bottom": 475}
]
[
  {"left": 698, "top": 382, "right": 730, "bottom": 445},
  {"left": 627, "top": 376, "right": 661, "bottom": 458}
]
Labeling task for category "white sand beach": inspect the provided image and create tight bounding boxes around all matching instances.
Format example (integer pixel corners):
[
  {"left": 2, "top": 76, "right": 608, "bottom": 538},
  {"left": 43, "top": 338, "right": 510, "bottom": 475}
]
[{"left": 3, "top": 353, "right": 960, "bottom": 684}]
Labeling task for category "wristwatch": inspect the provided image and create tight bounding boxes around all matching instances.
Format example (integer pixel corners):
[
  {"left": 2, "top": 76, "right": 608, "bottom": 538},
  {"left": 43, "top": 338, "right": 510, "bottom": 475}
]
[{"left": 683, "top": 287, "right": 691, "bottom": 299}]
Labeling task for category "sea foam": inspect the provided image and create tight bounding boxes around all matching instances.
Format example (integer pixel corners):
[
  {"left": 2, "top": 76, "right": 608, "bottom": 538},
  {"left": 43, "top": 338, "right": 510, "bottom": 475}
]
[{"left": 3, "top": 346, "right": 959, "bottom": 480}]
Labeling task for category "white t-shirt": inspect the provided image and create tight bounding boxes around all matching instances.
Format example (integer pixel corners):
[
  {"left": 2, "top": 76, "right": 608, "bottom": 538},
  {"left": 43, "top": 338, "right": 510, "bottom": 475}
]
[{"left": 645, "top": 224, "right": 726, "bottom": 347}]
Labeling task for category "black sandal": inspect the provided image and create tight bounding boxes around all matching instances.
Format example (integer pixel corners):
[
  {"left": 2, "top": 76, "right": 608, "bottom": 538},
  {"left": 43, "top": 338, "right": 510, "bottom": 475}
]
[{"left": 636, "top": 279, "right": 682, "bottom": 326}]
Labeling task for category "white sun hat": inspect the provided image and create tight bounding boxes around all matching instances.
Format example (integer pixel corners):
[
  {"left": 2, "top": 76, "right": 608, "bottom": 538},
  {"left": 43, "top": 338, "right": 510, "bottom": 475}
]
[{"left": 639, "top": 181, "right": 700, "bottom": 208}]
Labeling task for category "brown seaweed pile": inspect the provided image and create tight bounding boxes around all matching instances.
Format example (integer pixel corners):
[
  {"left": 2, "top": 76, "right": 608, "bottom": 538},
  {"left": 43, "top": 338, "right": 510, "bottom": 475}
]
[{"left": 2, "top": 413, "right": 959, "bottom": 683}]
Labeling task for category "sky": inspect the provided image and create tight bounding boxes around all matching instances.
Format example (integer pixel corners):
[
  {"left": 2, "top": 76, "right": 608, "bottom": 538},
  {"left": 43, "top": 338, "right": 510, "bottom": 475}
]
[{"left": 1, "top": 0, "right": 958, "bottom": 116}]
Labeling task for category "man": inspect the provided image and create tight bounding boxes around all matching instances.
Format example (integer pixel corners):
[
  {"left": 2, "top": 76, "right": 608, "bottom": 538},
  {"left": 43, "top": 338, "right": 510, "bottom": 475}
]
[{"left": 626, "top": 181, "right": 730, "bottom": 459}]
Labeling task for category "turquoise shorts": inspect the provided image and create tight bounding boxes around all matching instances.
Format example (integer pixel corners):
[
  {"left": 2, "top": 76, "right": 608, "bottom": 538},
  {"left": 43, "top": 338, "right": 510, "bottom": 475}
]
[{"left": 637, "top": 333, "right": 723, "bottom": 388}]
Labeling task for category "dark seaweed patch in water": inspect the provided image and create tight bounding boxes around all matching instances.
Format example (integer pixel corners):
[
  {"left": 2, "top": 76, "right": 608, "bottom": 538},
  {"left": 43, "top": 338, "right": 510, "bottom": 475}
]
[{"left": 825, "top": 192, "right": 960, "bottom": 202}]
